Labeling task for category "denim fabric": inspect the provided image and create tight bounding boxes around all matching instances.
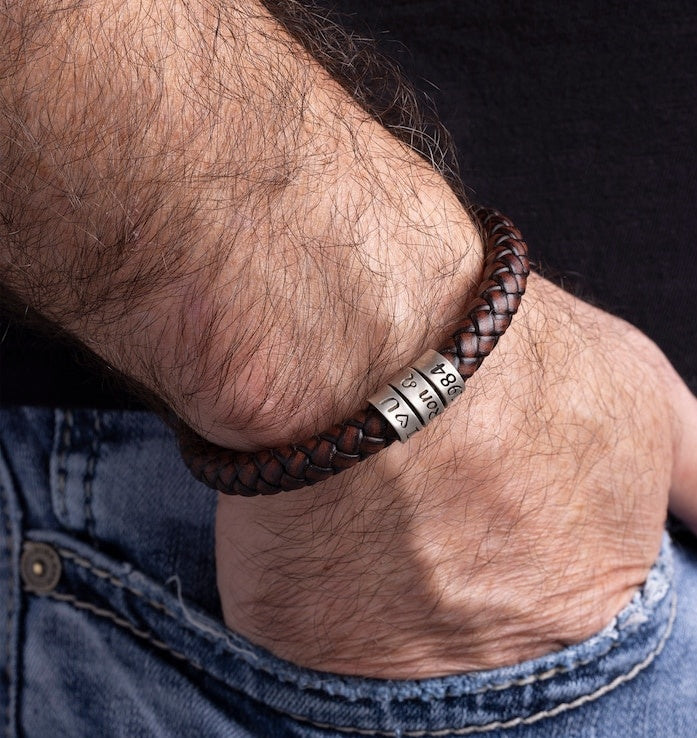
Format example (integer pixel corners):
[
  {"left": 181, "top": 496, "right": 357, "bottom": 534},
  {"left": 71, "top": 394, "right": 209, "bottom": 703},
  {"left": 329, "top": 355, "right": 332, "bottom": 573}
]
[{"left": 1, "top": 406, "right": 696, "bottom": 737}]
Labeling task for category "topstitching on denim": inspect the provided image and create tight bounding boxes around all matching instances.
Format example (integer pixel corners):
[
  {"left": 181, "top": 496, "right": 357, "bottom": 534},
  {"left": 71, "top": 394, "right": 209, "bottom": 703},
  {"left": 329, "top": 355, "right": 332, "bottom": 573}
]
[
  {"left": 41, "top": 590, "right": 203, "bottom": 671},
  {"left": 50, "top": 409, "right": 102, "bottom": 540},
  {"left": 57, "top": 548, "right": 198, "bottom": 624},
  {"left": 52, "top": 543, "right": 261, "bottom": 663},
  {"left": 81, "top": 412, "right": 101, "bottom": 543},
  {"left": 51, "top": 409, "right": 73, "bottom": 525}
]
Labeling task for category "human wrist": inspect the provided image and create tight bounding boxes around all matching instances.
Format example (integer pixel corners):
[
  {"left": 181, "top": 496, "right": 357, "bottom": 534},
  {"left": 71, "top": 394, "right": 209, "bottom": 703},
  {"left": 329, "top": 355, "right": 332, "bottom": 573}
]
[{"left": 171, "top": 153, "right": 483, "bottom": 450}]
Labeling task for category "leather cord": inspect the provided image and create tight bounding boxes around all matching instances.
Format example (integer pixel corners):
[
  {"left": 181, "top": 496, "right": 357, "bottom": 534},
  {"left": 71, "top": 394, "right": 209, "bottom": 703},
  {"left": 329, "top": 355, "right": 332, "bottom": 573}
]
[{"left": 178, "top": 206, "right": 530, "bottom": 495}]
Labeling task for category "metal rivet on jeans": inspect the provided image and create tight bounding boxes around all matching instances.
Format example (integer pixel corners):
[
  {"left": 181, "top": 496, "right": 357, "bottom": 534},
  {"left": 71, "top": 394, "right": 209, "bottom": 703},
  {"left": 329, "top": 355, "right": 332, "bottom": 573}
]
[{"left": 20, "top": 541, "right": 62, "bottom": 594}]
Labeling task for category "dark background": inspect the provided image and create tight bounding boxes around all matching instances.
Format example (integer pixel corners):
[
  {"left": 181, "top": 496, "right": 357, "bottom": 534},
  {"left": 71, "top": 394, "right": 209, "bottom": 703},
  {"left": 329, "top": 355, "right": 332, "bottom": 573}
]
[{"left": 2, "top": 0, "right": 696, "bottom": 405}]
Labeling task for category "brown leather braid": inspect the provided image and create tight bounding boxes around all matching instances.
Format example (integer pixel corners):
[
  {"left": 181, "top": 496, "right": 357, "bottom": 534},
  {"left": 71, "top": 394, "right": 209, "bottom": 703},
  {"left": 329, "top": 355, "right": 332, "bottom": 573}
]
[{"left": 178, "top": 207, "right": 530, "bottom": 495}]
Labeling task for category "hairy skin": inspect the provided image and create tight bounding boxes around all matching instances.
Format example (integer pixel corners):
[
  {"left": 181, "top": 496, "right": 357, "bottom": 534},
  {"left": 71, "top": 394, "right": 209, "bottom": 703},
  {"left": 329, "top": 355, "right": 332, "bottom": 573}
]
[
  {"left": 2, "top": 0, "right": 697, "bottom": 678},
  {"left": 0, "top": 0, "right": 479, "bottom": 447}
]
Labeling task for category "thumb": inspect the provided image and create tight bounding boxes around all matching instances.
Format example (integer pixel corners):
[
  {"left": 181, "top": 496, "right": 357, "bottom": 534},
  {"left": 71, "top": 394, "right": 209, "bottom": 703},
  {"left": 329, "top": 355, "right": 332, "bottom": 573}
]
[{"left": 668, "top": 373, "right": 697, "bottom": 534}]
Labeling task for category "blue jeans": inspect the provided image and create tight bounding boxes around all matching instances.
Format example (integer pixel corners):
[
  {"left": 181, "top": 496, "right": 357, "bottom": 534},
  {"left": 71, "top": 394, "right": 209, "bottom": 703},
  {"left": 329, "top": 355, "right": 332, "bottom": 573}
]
[{"left": 1, "top": 407, "right": 696, "bottom": 736}]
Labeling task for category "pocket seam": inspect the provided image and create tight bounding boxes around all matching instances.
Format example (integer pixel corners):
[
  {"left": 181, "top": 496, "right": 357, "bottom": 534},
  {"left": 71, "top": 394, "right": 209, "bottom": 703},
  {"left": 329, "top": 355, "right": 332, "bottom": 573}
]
[
  {"left": 286, "top": 592, "right": 677, "bottom": 736},
  {"left": 53, "top": 544, "right": 261, "bottom": 664},
  {"left": 38, "top": 589, "right": 202, "bottom": 670},
  {"left": 58, "top": 547, "right": 181, "bottom": 622}
]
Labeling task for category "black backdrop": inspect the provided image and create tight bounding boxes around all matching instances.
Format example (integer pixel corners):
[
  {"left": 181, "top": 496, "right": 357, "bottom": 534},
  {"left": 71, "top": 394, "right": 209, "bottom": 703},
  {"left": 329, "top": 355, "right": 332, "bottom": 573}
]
[{"left": 2, "top": 0, "right": 696, "bottom": 405}]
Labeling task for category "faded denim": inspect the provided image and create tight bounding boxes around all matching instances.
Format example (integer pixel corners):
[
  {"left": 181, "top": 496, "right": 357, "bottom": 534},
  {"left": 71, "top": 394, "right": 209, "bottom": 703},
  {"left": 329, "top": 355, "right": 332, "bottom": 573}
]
[{"left": 1, "top": 407, "right": 696, "bottom": 736}]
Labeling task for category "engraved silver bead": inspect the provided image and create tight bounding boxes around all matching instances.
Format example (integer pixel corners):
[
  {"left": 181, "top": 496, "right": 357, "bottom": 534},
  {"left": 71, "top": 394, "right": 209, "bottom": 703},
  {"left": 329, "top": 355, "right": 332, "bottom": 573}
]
[
  {"left": 366, "top": 384, "right": 424, "bottom": 442},
  {"left": 410, "top": 349, "right": 465, "bottom": 406},
  {"left": 388, "top": 369, "right": 445, "bottom": 423}
]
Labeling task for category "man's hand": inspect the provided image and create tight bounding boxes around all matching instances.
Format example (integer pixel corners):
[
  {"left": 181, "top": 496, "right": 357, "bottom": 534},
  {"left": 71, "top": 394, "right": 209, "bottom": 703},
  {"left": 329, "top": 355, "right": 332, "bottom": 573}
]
[
  {"left": 2, "top": 0, "right": 696, "bottom": 680},
  {"left": 216, "top": 267, "right": 697, "bottom": 677}
]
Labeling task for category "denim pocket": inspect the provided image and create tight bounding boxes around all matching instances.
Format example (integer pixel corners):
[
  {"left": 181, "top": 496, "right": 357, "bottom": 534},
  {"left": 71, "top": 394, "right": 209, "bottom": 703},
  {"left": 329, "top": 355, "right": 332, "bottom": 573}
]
[
  {"left": 16, "top": 528, "right": 682, "bottom": 738},
  {"left": 2, "top": 407, "right": 695, "bottom": 738}
]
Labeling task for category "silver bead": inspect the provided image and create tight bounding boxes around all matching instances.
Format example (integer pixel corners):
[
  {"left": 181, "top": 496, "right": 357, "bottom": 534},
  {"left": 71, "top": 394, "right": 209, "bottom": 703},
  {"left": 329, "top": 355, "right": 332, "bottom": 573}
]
[
  {"left": 367, "top": 384, "right": 424, "bottom": 442},
  {"left": 388, "top": 369, "right": 445, "bottom": 423},
  {"left": 410, "top": 350, "right": 465, "bottom": 406}
]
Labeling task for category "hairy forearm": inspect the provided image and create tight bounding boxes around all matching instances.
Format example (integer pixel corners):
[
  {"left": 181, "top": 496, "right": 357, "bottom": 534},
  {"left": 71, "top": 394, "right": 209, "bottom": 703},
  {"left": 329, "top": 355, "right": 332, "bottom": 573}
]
[{"left": 0, "top": 0, "right": 480, "bottom": 446}]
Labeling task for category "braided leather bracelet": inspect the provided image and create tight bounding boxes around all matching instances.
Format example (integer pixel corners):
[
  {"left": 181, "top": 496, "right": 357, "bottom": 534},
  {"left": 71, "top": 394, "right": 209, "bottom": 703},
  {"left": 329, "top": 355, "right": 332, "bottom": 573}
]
[{"left": 179, "top": 206, "right": 530, "bottom": 496}]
